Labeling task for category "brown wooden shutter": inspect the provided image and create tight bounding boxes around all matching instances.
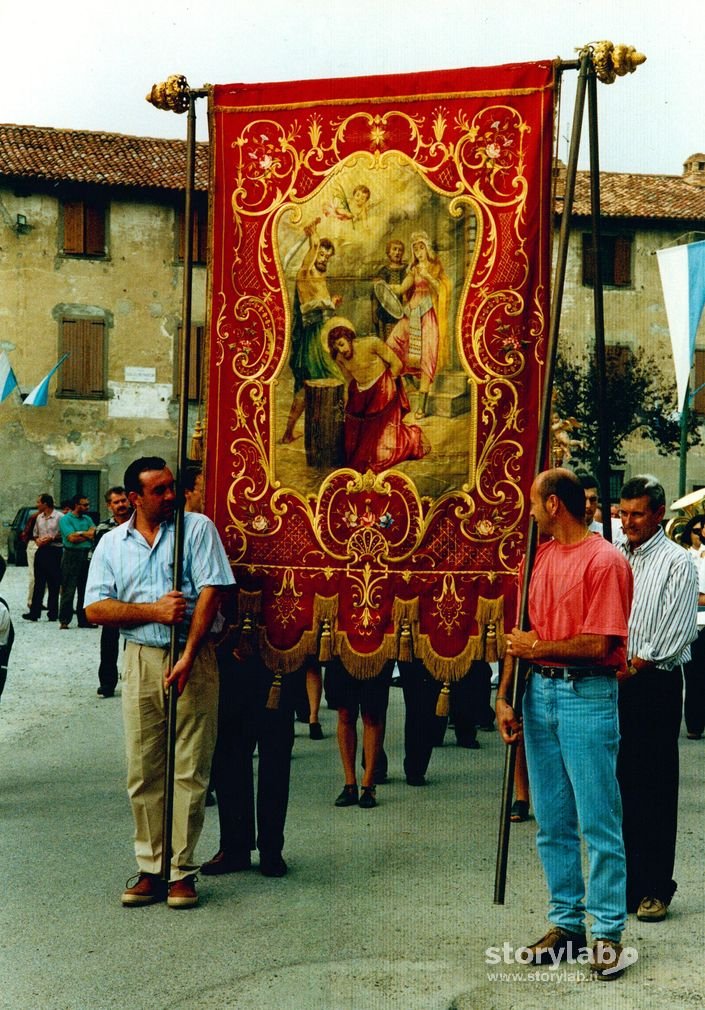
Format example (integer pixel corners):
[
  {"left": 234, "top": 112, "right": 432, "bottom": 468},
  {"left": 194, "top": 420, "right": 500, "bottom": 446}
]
[
  {"left": 195, "top": 206, "right": 208, "bottom": 264},
  {"left": 60, "top": 319, "right": 105, "bottom": 396},
  {"left": 582, "top": 233, "right": 594, "bottom": 286},
  {"left": 176, "top": 323, "right": 204, "bottom": 401},
  {"left": 85, "top": 204, "right": 105, "bottom": 256},
  {"left": 63, "top": 201, "right": 84, "bottom": 254},
  {"left": 613, "top": 236, "right": 632, "bottom": 287},
  {"left": 605, "top": 344, "right": 632, "bottom": 377},
  {"left": 178, "top": 205, "right": 207, "bottom": 263}
]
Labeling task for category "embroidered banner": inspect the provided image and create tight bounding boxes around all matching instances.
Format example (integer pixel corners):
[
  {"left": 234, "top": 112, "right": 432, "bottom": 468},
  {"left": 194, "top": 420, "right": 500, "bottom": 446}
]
[{"left": 206, "top": 62, "right": 555, "bottom": 679}]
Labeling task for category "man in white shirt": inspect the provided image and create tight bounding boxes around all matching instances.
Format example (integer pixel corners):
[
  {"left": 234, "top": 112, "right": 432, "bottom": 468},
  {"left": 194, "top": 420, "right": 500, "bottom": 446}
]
[{"left": 23, "top": 494, "right": 63, "bottom": 622}]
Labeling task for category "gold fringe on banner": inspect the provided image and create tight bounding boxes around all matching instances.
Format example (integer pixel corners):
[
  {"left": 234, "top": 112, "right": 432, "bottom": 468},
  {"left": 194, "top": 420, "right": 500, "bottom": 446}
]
[
  {"left": 435, "top": 681, "right": 451, "bottom": 717},
  {"left": 255, "top": 592, "right": 506, "bottom": 682},
  {"left": 259, "top": 595, "right": 340, "bottom": 674}
]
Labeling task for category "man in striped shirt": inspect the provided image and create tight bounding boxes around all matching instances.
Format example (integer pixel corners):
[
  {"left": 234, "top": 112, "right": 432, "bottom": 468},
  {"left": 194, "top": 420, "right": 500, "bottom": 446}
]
[
  {"left": 85, "top": 457, "right": 235, "bottom": 909},
  {"left": 616, "top": 475, "right": 698, "bottom": 924}
]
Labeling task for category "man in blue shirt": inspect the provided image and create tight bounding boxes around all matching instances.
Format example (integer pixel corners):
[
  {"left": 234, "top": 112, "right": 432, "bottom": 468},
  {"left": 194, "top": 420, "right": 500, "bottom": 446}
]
[
  {"left": 85, "top": 456, "right": 235, "bottom": 909},
  {"left": 58, "top": 494, "right": 96, "bottom": 628}
]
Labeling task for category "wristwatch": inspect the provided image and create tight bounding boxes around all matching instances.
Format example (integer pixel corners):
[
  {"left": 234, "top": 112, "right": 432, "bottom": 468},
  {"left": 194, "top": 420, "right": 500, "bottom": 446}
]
[{"left": 626, "top": 663, "right": 638, "bottom": 678}]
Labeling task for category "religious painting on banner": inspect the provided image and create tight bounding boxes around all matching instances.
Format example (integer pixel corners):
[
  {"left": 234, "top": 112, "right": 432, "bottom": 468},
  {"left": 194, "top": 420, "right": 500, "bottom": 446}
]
[{"left": 206, "top": 63, "right": 555, "bottom": 682}]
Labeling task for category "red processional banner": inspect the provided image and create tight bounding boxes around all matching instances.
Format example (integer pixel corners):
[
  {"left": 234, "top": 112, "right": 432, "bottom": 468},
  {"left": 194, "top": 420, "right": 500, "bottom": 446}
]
[{"left": 206, "top": 63, "right": 556, "bottom": 680}]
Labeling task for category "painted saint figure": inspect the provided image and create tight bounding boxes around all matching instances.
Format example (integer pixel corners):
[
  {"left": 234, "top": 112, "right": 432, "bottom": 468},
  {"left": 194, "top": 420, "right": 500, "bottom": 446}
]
[
  {"left": 371, "top": 239, "right": 406, "bottom": 341},
  {"left": 327, "top": 319, "right": 429, "bottom": 474},
  {"left": 282, "top": 221, "right": 342, "bottom": 444},
  {"left": 385, "top": 231, "right": 451, "bottom": 419}
]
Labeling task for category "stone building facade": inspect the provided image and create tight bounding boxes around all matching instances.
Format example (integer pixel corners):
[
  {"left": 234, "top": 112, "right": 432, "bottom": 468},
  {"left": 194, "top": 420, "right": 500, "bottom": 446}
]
[
  {"left": 1, "top": 123, "right": 705, "bottom": 542},
  {"left": 0, "top": 124, "right": 208, "bottom": 528}
]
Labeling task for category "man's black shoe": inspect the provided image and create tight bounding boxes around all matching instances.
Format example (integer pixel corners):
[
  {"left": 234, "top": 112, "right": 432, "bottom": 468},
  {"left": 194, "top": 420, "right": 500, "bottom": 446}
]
[
  {"left": 406, "top": 775, "right": 427, "bottom": 786},
  {"left": 334, "top": 784, "right": 359, "bottom": 806},
  {"left": 21, "top": 613, "right": 38, "bottom": 622},
  {"left": 260, "top": 853, "right": 288, "bottom": 877},
  {"left": 456, "top": 735, "right": 480, "bottom": 749},
  {"left": 97, "top": 687, "right": 115, "bottom": 698}
]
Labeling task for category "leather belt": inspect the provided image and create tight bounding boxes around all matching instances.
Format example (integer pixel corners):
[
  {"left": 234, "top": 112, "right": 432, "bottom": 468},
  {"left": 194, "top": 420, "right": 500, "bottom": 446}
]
[{"left": 532, "top": 664, "right": 616, "bottom": 681}]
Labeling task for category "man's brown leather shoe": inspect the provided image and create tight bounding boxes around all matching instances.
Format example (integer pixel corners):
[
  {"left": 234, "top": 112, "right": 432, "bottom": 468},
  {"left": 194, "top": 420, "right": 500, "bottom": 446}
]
[
  {"left": 121, "top": 872, "right": 166, "bottom": 907},
  {"left": 591, "top": 939, "right": 625, "bottom": 979},
  {"left": 200, "top": 850, "right": 251, "bottom": 875},
  {"left": 167, "top": 875, "right": 198, "bottom": 908},
  {"left": 524, "top": 925, "right": 587, "bottom": 964},
  {"left": 636, "top": 896, "right": 668, "bottom": 921}
]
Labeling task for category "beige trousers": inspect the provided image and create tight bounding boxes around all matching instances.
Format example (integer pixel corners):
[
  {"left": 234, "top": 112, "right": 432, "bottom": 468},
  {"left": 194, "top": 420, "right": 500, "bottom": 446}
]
[{"left": 122, "top": 640, "right": 218, "bottom": 880}]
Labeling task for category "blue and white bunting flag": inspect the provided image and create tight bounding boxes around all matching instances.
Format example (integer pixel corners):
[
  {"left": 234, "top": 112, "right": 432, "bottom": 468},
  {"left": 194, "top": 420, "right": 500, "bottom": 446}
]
[
  {"left": 0, "top": 351, "right": 18, "bottom": 402},
  {"left": 657, "top": 239, "right": 705, "bottom": 412},
  {"left": 23, "top": 353, "right": 70, "bottom": 407}
]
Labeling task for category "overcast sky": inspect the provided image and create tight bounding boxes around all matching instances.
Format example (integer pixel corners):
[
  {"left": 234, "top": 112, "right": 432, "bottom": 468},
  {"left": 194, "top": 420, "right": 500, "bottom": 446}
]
[{"left": 2, "top": 0, "right": 702, "bottom": 175}]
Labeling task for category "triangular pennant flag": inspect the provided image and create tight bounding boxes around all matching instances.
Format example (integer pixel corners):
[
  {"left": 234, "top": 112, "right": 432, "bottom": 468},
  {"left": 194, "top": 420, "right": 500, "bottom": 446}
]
[
  {"left": 0, "top": 351, "right": 18, "bottom": 402},
  {"left": 23, "top": 353, "right": 70, "bottom": 407},
  {"left": 657, "top": 239, "right": 705, "bottom": 411}
]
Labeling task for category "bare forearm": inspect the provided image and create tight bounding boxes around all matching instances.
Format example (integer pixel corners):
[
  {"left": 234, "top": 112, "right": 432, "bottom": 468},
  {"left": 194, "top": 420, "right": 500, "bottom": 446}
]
[
  {"left": 85, "top": 596, "right": 178, "bottom": 628},
  {"left": 507, "top": 627, "right": 611, "bottom": 664}
]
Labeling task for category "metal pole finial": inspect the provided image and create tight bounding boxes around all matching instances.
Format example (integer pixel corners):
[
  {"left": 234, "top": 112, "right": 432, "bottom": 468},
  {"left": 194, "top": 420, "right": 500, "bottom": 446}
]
[
  {"left": 146, "top": 74, "right": 190, "bottom": 113},
  {"left": 580, "top": 42, "right": 646, "bottom": 84}
]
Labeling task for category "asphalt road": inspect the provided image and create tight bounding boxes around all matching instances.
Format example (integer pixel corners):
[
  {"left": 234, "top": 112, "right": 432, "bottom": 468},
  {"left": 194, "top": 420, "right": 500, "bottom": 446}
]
[{"left": 0, "top": 562, "right": 703, "bottom": 1010}]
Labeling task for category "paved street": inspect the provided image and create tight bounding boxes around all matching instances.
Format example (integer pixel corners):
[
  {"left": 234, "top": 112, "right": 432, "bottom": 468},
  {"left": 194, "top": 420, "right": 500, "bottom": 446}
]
[{"left": 0, "top": 562, "right": 703, "bottom": 1010}]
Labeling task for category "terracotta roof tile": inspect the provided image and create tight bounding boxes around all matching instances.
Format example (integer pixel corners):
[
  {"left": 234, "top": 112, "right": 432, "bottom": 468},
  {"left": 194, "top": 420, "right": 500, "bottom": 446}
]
[
  {"left": 2, "top": 124, "right": 705, "bottom": 224},
  {"left": 556, "top": 168, "right": 705, "bottom": 222},
  {"left": 0, "top": 124, "right": 208, "bottom": 192}
]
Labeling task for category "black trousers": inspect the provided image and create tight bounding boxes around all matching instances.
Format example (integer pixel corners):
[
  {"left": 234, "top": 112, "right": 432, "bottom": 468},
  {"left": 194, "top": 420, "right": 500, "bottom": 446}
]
[
  {"left": 684, "top": 629, "right": 705, "bottom": 738},
  {"left": 401, "top": 660, "right": 494, "bottom": 779},
  {"left": 617, "top": 666, "right": 682, "bottom": 908},
  {"left": 211, "top": 652, "right": 295, "bottom": 860},
  {"left": 29, "top": 547, "right": 62, "bottom": 620},
  {"left": 98, "top": 626, "right": 120, "bottom": 694}
]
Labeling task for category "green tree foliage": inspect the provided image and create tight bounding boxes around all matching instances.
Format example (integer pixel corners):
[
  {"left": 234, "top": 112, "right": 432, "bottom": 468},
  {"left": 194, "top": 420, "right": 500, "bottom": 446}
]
[{"left": 554, "top": 345, "right": 702, "bottom": 471}]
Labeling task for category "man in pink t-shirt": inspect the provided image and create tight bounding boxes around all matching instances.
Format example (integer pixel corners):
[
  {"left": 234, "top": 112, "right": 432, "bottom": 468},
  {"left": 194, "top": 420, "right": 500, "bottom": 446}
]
[{"left": 496, "top": 468, "right": 633, "bottom": 980}]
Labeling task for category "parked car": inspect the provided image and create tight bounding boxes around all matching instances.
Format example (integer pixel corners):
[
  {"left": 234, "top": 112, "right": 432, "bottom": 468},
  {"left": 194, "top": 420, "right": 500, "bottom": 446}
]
[{"left": 5, "top": 506, "right": 36, "bottom": 566}]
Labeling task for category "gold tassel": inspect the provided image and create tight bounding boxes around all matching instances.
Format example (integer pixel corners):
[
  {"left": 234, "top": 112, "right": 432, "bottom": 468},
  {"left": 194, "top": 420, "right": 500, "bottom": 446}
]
[
  {"left": 266, "top": 670, "right": 282, "bottom": 710},
  {"left": 319, "top": 617, "right": 332, "bottom": 662},
  {"left": 398, "top": 619, "right": 413, "bottom": 663},
  {"left": 189, "top": 418, "right": 204, "bottom": 461},
  {"left": 238, "top": 610, "right": 254, "bottom": 658},
  {"left": 435, "top": 680, "right": 450, "bottom": 717},
  {"left": 484, "top": 620, "right": 498, "bottom": 663}
]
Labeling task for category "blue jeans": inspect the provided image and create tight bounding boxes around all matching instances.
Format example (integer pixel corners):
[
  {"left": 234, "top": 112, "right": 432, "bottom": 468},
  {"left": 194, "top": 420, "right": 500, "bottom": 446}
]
[{"left": 523, "top": 672, "right": 626, "bottom": 942}]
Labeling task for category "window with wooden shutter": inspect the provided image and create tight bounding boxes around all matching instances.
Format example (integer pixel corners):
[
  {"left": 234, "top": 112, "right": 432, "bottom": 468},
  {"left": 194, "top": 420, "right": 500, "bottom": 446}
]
[
  {"left": 59, "top": 318, "right": 106, "bottom": 398},
  {"left": 177, "top": 202, "right": 208, "bottom": 264},
  {"left": 582, "top": 233, "right": 633, "bottom": 288},
  {"left": 175, "top": 323, "right": 205, "bottom": 402},
  {"left": 62, "top": 198, "right": 106, "bottom": 256},
  {"left": 605, "top": 344, "right": 633, "bottom": 376}
]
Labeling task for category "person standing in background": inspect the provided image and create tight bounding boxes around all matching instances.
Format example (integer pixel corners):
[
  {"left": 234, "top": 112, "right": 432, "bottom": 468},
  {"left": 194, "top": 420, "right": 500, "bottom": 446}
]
[
  {"left": 93, "top": 487, "right": 132, "bottom": 697},
  {"left": 616, "top": 475, "right": 698, "bottom": 922},
  {"left": 23, "top": 495, "right": 63, "bottom": 623},
  {"left": 58, "top": 495, "right": 96, "bottom": 629}
]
